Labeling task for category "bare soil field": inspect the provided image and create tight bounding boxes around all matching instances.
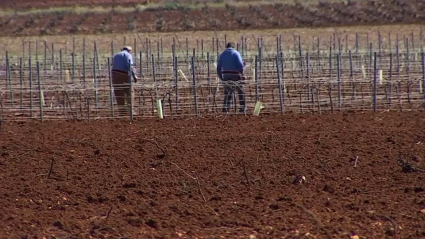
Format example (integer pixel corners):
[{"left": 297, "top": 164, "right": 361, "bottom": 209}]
[
  {"left": 1, "top": 111, "right": 425, "bottom": 238},
  {"left": 1, "top": 1, "right": 425, "bottom": 238},
  {"left": 0, "top": 0, "right": 424, "bottom": 36}
]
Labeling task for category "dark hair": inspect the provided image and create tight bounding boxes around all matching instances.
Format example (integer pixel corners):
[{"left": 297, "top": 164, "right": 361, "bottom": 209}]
[{"left": 226, "top": 42, "right": 235, "bottom": 48}]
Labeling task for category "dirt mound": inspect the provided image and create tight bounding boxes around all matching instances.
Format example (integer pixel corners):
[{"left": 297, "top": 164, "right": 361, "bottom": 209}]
[
  {"left": 1, "top": 111, "right": 425, "bottom": 238},
  {"left": 0, "top": 0, "right": 424, "bottom": 36}
]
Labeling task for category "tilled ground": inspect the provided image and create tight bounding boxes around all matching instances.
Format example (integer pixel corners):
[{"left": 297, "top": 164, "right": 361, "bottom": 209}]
[
  {"left": 0, "top": 0, "right": 424, "bottom": 36},
  {"left": 1, "top": 111, "right": 425, "bottom": 238}
]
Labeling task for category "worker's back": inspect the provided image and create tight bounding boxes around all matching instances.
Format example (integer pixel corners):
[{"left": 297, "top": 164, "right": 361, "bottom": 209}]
[
  {"left": 112, "top": 50, "right": 133, "bottom": 72},
  {"left": 217, "top": 48, "right": 244, "bottom": 73}
]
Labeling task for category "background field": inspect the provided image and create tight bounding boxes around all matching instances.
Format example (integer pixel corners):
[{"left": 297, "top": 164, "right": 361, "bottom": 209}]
[
  {"left": 0, "top": 0, "right": 423, "bottom": 36},
  {"left": 1, "top": 0, "right": 425, "bottom": 238}
]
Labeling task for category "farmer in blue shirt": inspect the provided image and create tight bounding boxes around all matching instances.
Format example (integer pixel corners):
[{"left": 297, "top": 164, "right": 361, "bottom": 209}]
[
  {"left": 217, "top": 42, "right": 247, "bottom": 113},
  {"left": 111, "top": 46, "right": 139, "bottom": 116}
]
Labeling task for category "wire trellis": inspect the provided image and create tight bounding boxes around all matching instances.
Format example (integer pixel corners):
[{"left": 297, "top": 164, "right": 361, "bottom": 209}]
[{"left": 1, "top": 30, "right": 424, "bottom": 121}]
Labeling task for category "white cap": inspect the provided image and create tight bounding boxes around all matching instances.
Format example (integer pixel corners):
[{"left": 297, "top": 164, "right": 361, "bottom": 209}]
[{"left": 122, "top": 46, "right": 132, "bottom": 51}]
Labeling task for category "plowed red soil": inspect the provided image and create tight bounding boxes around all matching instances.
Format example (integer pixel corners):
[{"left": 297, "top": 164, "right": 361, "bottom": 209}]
[
  {"left": 1, "top": 111, "right": 425, "bottom": 238},
  {"left": 1, "top": 0, "right": 425, "bottom": 36}
]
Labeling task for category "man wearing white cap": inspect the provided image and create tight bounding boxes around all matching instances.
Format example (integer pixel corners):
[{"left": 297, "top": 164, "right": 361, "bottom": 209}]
[
  {"left": 111, "top": 46, "right": 139, "bottom": 116},
  {"left": 216, "top": 42, "right": 247, "bottom": 113}
]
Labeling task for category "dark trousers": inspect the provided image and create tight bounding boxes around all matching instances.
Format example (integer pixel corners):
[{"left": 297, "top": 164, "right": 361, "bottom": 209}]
[
  {"left": 222, "top": 73, "right": 246, "bottom": 113},
  {"left": 112, "top": 69, "right": 134, "bottom": 116}
]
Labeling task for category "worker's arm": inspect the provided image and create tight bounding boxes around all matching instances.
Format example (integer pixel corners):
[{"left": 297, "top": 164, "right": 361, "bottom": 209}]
[
  {"left": 234, "top": 51, "right": 244, "bottom": 73},
  {"left": 128, "top": 53, "right": 138, "bottom": 82},
  {"left": 131, "top": 69, "right": 137, "bottom": 81}
]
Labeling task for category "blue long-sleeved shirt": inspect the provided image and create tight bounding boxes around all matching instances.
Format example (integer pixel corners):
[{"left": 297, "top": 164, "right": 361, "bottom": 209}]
[
  {"left": 216, "top": 48, "right": 244, "bottom": 79},
  {"left": 112, "top": 50, "right": 137, "bottom": 78}
]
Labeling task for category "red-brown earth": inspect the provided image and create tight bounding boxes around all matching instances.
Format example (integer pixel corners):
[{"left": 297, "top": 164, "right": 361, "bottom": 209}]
[
  {"left": 1, "top": 0, "right": 425, "bottom": 36},
  {"left": 1, "top": 111, "right": 425, "bottom": 238}
]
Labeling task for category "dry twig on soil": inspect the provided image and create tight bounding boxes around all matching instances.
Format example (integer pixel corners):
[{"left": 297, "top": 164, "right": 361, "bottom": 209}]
[
  {"left": 171, "top": 162, "right": 196, "bottom": 180},
  {"left": 299, "top": 205, "right": 332, "bottom": 239},
  {"left": 44, "top": 157, "right": 65, "bottom": 181},
  {"left": 318, "top": 157, "right": 331, "bottom": 172},
  {"left": 141, "top": 138, "right": 167, "bottom": 159},
  {"left": 47, "top": 157, "right": 55, "bottom": 178},
  {"left": 105, "top": 205, "right": 113, "bottom": 222},
  {"left": 171, "top": 162, "right": 217, "bottom": 214},
  {"left": 242, "top": 160, "right": 250, "bottom": 187},
  {"left": 300, "top": 205, "right": 323, "bottom": 227},
  {"left": 194, "top": 171, "right": 207, "bottom": 202},
  {"left": 397, "top": 154, "right": 425, "bottom": 173},
  {"left": 380, "top": 215, "right": 398, "bottom": 237}
]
